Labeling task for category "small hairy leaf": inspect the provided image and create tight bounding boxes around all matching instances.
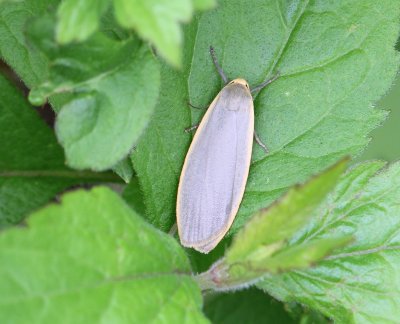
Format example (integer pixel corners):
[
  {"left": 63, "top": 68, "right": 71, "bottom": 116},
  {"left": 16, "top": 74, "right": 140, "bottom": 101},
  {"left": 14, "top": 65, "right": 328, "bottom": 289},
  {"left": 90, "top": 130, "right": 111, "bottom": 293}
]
[
  {"left": 0, "top": 187, "right": 207, "bottom": 323},
  {"left": 227, "top": 160, "right": 347, "bottom": 263},
  {"left": 257, "top": 236, "right": 351, "bottom": 273},
  {"left": 258, "top": 161, "right": 400, "bottom": 323}
]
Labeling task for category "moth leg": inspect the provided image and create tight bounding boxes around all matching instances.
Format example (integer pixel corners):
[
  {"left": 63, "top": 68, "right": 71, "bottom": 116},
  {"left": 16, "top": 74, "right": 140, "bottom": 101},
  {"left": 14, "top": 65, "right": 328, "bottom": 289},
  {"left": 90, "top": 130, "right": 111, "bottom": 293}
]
[
  {"left": 251, "top": 72, "right": 280, "bottom": 94},
  {"left": 210, "top": 46, "right": 228, "bottom": 84},
  {"left": 185, "top": 124, "right": 199, "bottom": 133},
  {"left": 254, "top": 131, "right": 269, "bottom": 154},
  {"left": 188, "top": 102, "right": 209, "bottom": 110}
]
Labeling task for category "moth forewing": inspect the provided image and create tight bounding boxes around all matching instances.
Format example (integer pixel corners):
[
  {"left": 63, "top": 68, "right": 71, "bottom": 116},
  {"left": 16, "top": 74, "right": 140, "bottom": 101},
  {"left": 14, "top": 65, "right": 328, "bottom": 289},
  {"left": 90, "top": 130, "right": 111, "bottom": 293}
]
[{"left": 176, "top": 79, "right": 254, "bottom": 253}]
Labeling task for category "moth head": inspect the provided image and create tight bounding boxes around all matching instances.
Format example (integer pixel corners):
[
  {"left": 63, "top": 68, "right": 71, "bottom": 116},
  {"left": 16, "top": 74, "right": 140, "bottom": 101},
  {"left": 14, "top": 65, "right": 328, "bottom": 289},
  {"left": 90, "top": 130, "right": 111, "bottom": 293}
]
[{"left": 230, "top": 78, "right": 250, "bottom": 90}]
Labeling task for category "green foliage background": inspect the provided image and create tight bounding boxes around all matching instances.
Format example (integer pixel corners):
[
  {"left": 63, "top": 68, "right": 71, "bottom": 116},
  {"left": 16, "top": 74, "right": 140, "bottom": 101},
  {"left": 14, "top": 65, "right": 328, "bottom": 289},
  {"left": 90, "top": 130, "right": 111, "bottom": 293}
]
[{"left": 0, "top": 0, "right": 399, "bottom": 323}]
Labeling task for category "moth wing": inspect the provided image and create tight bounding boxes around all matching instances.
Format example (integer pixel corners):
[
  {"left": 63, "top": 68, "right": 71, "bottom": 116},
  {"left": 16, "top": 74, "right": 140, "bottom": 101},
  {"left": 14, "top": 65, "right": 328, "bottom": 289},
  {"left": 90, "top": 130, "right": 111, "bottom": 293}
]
[{"left": 177, "top": 83, "right": 254, "bottom": 253}]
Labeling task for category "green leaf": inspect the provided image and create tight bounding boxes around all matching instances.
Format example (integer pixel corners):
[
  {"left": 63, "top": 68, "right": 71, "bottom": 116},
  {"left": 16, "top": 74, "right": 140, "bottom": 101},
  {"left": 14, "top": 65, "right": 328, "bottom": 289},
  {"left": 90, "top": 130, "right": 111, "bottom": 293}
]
[
  {"left": 27, "top": 16, "right": 160, "bottom": 171},
  {"left": 258, "top": 161, "right": 400, "bottom": 323},
  {"left": 113, "top": 0, "right": 193, "bottom": 67},
  {"left": 56, "top": 0, "right": 110, "bottom": 43},
  {"left": 132, "top": 0, "right": 400, "bottom": 233},
  {"left": 195, "top": 161, "right": 351, "bottom": 290},
  {"left": 257, "top": 236, "right": 351, "bottom": 273},
  {"left": 0, "top": 187, "right": 208, "bottom": 323},
  {"left": 204, "top": 288, "right": 296, "bottom": 324},
  {"left": 0, "top": 74, "right": 116, "bottom": 227}
]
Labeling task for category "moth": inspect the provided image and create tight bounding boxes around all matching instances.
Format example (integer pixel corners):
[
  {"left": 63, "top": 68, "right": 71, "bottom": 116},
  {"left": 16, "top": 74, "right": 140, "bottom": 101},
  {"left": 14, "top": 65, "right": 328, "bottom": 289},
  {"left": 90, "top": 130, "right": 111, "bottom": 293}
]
[{"left": 176, "top": 47, "right": 279, "bottom": 253}]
